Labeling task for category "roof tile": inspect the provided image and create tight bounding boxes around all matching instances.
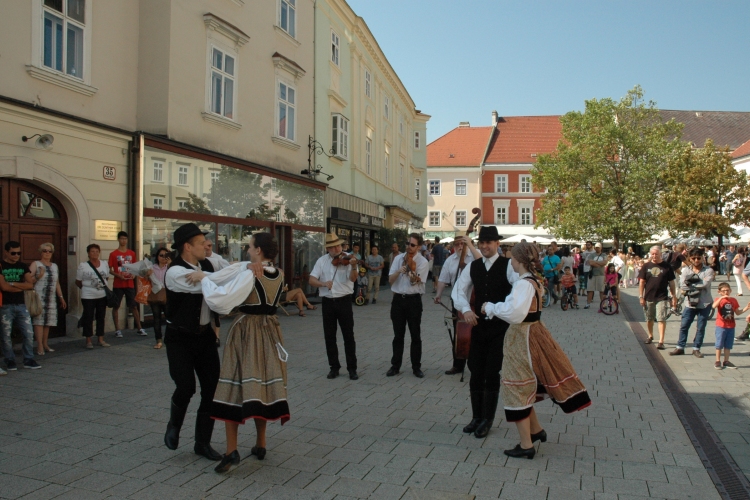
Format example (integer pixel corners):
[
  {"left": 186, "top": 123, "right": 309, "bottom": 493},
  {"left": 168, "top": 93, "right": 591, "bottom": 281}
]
[
  {"left": 427, "top": 126, "right": 493, "bottom": 167},
  {"left": 484, "top": 116, "right": 562, "bottom": 164}
]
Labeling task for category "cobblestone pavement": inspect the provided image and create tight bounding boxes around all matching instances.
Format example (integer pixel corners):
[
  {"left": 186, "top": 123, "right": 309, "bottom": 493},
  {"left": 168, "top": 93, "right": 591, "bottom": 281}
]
[
  {"left": 620, "top": 277, "right": 750, "bottom": 483},
  {"left": 0, "top": 284, "right": 722, "bottom": 499}
]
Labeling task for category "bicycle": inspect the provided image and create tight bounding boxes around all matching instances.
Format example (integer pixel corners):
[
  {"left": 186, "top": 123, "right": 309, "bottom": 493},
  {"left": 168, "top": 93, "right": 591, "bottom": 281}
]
[
  {"left": 541, "top": 276, "right": 551, "bottom": 308},
  {"left": 599, "top": 286, "right": 619, "bottom": 315},
  {"left": 560, "top": 287, "right": 577, "bottom": 311}
]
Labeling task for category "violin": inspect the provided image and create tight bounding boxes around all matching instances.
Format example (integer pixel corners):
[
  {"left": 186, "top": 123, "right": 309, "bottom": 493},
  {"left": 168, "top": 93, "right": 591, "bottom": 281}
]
[
  {"left": 332, "top": 252, "right": 356, "bottom": 266},
  {"left": 403, "top": 250, "right": 421, "bottom": 285}
]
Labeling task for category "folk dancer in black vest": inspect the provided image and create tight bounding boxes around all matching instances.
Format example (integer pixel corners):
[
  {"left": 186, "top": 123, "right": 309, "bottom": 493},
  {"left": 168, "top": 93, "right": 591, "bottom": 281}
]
[
  {"left": 451, "top": 226, "right": 519, "bottom": 438},
  {"left": 163, "top": 223, "right": 224, "bottom": 461},
  {"left": 434, "top": 236, "right": 481, "bottom": 375},
  {"left": 308, "top": 233, "right": 359, "bottom": 380},
  {"left": 387, "top": 233, "right": 430, "bottom": 378}
]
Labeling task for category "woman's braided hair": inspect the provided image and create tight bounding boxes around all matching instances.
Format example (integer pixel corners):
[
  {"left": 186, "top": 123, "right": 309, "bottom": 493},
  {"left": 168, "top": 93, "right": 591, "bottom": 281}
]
[{"left": 511, "top": 242, "right": 542, "bottom": 274}]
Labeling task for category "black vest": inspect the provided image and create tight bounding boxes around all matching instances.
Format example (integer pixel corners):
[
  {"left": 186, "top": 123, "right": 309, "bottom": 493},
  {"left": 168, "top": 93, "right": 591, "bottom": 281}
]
[
  {"left": 165, "top": 256, "right": 215, "bottom": 332},
  {"left": 469, "top": 256, "right": 513, "bottom": 322}
]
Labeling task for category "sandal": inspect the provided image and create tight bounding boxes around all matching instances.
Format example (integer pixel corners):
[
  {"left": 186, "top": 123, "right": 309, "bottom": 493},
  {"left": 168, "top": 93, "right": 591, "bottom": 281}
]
[
  {"left": 644, "top": 337, "right": 653, "bottom": 344},
  {"left": 154, "top": 342, "right": 163, "bottom": 349},
  {"left": 44, "top": 347, "right": 55, "bottom": 353},
  {"left": 298, "top": 311, "right": 306, "bottom": 317},
  {"left": 36, "top": 351, "right": 45, "bottom": 356},
  {"left": 306, "top": 305, "right": 317, "bottom": 310}
]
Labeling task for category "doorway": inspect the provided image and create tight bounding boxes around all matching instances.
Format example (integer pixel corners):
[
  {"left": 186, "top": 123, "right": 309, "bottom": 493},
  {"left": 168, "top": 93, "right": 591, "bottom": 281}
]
[{"left": 0, "top": 179, "right": 68, "bottom": 338}]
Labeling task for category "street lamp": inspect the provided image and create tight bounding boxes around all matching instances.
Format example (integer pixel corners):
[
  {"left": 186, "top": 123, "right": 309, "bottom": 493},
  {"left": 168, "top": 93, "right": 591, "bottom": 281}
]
[{"left": 301, "top": 136, "right": 335, "bottom": 181}]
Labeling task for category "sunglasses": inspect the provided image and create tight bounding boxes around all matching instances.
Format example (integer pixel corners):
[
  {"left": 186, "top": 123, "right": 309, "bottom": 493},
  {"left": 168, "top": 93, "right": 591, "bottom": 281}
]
[
  {"left": 9, "top": 251, "right": 21, "bottom": 256},
  {"left": 407, "top": 243, "right": 418, "bottom": 247},
  {"left": 41, "top": 249, "right": 53, "bottom": 253},
  {"left": 158, "top": 254, "right": 169, "bottom": 258}
]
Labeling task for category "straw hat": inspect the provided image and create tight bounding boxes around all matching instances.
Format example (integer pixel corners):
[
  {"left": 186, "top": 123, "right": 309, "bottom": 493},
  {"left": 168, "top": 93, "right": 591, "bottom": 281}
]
[{"left": 325, "top": 233, "right": 345, "bottom": 248}]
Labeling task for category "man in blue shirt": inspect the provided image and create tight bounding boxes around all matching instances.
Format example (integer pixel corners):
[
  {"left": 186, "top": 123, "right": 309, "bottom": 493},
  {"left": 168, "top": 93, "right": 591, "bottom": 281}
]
[
  {"left": 542, "top": 246, "right": 562, "bottom": 304},
  {"left": 431, "top": 238, "right": 449, "bottom": 292}
]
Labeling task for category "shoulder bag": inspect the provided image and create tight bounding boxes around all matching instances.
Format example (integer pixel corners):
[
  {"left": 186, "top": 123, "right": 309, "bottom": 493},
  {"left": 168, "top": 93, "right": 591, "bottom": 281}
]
[
  {"left": 25, "top": 290, "right": 43, "bottom": 317},
  {"left": 88, "top": 261, "right": 119, "bottom": 308}
]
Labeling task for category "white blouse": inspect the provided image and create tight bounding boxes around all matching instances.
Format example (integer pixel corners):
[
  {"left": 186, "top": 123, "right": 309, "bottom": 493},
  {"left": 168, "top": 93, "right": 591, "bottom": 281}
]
[{"left": 483, "top": 273, "right": 537, "bottom": 325}]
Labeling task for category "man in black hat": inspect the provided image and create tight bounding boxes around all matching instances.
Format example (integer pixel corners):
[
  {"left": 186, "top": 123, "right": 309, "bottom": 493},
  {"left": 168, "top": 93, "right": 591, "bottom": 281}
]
[
  {"left": 451, "top": 226, "right": 518, "bottom": 438},
  {"left": 162, "top": 223, "right": 222, "bottom": 461}
]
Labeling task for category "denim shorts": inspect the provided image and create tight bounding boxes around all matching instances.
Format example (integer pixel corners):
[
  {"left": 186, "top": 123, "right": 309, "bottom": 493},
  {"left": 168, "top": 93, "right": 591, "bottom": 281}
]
[{"left": 715, "top": 327, "right": 735, "bottom": 350}]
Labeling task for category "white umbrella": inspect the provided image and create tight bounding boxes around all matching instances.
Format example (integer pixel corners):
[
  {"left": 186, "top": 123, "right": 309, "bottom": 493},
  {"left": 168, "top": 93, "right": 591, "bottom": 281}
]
[
  {"left": 499, "top": 234, "right": 534, "bottom": 244},
  {"left": 439, "top": 237, "right": 454, "bottom": 244}
]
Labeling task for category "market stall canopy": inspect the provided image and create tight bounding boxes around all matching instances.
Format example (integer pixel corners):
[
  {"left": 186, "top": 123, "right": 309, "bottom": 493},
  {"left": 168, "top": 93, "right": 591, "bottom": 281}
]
[{"left": 439, "top": 237, "right": 454, "bottom": 244}]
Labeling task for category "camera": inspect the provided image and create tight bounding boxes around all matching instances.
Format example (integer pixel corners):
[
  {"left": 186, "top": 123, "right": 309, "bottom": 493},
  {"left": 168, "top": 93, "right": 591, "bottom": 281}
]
[{"left": 684, "top": 274, "right": 702, "bottom": 307}]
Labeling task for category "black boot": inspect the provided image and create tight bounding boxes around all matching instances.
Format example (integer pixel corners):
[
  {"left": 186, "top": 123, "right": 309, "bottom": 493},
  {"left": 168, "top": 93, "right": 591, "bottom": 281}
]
[
  {"left": 462, "top": 391, "right": 484, "bottom": 434},
  {"left": 193, "top": 412, "right": 222, "bottom": 461},
  {"left": 164, "top": 400, "right": 187, "bottom": 450},
  {"left": 474, "top": 391, "right": 499, "bottom": 438}
]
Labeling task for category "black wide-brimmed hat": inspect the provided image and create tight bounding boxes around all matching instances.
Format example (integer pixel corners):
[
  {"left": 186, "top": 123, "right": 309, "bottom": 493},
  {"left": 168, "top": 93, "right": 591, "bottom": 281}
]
[
  {"left": 172, "top": 223, "right": 208, "bottom": 249},
  {"left": 477, "top": 226, "right": 502, "bottom": 242}
]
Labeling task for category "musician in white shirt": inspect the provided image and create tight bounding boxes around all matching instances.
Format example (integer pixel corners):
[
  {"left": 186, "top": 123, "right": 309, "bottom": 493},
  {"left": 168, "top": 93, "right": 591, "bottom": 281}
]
[
  {"left": 386, "top": 233, "right": 430, "bottom": 378},
  {"left": 308, "top": 233, "right": 359, "bottom": 380}
]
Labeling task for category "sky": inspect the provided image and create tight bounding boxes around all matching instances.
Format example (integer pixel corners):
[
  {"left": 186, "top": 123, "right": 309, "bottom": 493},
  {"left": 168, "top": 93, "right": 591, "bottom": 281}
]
[{"left": 348, "top": 0, "right": 750, "bottom": 143}]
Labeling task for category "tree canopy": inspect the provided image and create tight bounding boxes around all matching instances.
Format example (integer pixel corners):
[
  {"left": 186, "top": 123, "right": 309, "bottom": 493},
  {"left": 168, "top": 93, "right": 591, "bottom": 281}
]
[{"left": 531, "top": 86, "right": 684, "bottom": 249}]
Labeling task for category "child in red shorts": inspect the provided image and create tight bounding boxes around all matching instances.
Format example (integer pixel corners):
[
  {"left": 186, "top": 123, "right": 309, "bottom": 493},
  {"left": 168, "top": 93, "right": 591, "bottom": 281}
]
[{"left": 712, "top": 283, "right": 750, "bottom": 369}]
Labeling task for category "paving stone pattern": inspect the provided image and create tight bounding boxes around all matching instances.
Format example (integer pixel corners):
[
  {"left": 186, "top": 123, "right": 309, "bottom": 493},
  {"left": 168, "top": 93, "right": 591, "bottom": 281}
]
[{"left": 0, "top": 284, "right": 722, "bottom": 499}]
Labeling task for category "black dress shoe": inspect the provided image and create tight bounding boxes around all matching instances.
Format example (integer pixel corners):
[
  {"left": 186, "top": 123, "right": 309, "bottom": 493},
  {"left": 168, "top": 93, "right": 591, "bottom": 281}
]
[
  {"left": 386, "top": 366, "right": 399, "bottom": 376},
  {"left": 413, "top": 369, "right": 425, "bottom": 378},
  {"left": 444, "top": 367, "right": 461, "bottom": 375},
  {"left": 327, "top": 369, "right": 339, "bottom": 379},
  {"left": 214, "top": 450, "right": 240, "bottom": 473},
  {"left": 349, "top": 371, "right": 359, "bottom": 380},
  {"left": 194, "top": 442, "right": 223, "bottom": 461},
  {"left": 251, "top": 446, "right": 266, "bottom": 460},
  {"left": 504, "top": 444, "right": 536, "bottom": 459},
  {"left": 531, "top": 429, "right": 547, "bottom": 443},
  {"left": 463, "top": 419, "right": 482, "bottom": 433}
]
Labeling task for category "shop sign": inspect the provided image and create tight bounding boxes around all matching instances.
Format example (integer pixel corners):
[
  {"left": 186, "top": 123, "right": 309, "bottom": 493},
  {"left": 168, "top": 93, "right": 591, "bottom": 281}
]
[
  {"left": 103, "top": 166, "right": 116, "bottom": 180},
  {"left": 94, "top": 220, "right": 122, "bottom": 240},
  {"left": 371, "top": 217, "right": 383, "bottom": 227},
  {"left": 359, "top": 214, "right": 371, "bottom": 225}
]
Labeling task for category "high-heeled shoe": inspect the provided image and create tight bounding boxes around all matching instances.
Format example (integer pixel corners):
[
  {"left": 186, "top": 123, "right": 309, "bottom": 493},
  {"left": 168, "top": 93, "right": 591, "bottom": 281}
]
[
  {"left": 214, "top": 450, "right": 240, "bottom": 473},
  {"left": 251, "top": 446, "right": 266, "bottom": 460},
  {"left": 504, "top": 444, "right": 536, "bottom": 459},
  {"left": 531, "top": 429, "right": 547, "bottom": 443}
]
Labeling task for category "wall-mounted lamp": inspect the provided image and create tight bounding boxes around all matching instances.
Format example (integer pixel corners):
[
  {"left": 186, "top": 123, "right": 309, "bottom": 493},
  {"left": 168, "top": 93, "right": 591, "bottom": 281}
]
[
  {"left": 302, "top": 136, "right": 335, "bottom": 181},
  {"left": 22, "top": 133, "right": 54, "bottom": 150}
]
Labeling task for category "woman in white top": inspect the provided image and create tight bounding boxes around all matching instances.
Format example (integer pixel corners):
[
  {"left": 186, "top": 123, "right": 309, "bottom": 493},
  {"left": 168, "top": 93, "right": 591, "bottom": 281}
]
[
  {"left": 75, "top": 244, "right": 111, "bottom": 349},
  {"left": 30, "top": 242, "right": 66, "bottom": 355},
  {"left": 481, "top": 242, "right": 590, "bottom": 459},
  {"left": 733, "top": 247, "right": 747, "bottom": 296}
]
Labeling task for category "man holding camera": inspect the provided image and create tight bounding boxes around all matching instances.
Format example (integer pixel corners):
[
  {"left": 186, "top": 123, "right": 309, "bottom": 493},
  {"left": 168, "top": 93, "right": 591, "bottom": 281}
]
[{"left": 670, "top": 247, "right": 715, "bottom": 358}]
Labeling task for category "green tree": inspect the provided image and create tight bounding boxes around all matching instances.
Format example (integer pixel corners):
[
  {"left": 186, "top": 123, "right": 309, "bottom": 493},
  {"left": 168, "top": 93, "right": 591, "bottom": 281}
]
[
  {"left": 178, "top": 192, "right": 211, "bottom": 215},
  {"left": 531, "top": 86, "right": 685, "bottom": 249},
  {"left": 660, "top": 139, "right": 750, "bottom": 245},
  {"left": 207, "top": 165, "right": 270, "bottom": 219}
]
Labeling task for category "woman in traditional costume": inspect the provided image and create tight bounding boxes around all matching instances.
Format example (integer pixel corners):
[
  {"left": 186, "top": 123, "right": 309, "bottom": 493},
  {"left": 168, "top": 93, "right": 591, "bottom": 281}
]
[
  {"left": 481, "top": 242, "right": 591, "bottom": 459},
  {"left": 186, "top": 232, "right": 289, "bottom": 473}
]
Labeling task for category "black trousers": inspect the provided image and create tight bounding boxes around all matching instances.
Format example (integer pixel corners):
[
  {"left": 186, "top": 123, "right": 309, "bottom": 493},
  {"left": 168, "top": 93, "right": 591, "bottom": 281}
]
[
  {"left": 322, "top": 295, "right": 357, "bottom": 372},
  {"left": 390, "top": 294, "right": 423, "bottom": 370},
  {"left": 151, "top": 304, "right": 164, "bottom": 341},
  {"left": 450, "top": 302, "right": 466, "bottom": 370},
  {"left": 164, "top": 326, "right": 220, "bottom": 413},
  {"left": 81, "top": 297, "right": 107, "bottom": 338},
  {"left": 467, "top": 319, "right": 509, "bottom": 392}
]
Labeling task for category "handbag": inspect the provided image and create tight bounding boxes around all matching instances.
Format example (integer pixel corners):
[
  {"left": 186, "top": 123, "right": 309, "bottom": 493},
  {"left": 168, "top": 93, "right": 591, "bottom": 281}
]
[
  {"left": 135, "top": 276, "right": 151, "bottom": 305},
  {"left": 147, "top": 287, "right": 166, "bottom": 305},
  {"left": 25, "top": 290, "right": 43, "bottom": 317},
  {"left": 88, "top": 261, "right": 119, "bottom": 309}
]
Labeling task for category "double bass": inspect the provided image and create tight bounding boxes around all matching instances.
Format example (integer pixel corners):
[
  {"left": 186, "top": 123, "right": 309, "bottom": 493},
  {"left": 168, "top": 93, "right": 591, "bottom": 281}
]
[{"left": 454, "top": 208, "right": 482, "bottom": 359}]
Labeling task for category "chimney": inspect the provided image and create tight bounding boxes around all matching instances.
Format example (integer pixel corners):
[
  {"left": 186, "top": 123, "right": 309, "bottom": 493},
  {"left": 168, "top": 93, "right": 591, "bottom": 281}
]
[
  {"left": 458, "top": 121, "right": 470, "bottom": 127},
  {"left": 492, "top": 110, "right": 498, "bottom": 127}
]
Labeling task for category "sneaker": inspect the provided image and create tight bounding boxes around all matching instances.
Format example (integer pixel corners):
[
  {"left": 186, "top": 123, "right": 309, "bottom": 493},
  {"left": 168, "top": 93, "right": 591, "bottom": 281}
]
[
  {"left": 584, "top": 304, "right": 590, "bottom": 309},
  {"left": 5, "top": 360, "right": 17, "bottom": 371},
  {"left": 23, "top": 359, "right": 41, "bottom": 370},
  {"left": 723, "top": 361, "right": 737, "bottom": 369},
  {"left": 0, "top": 367, "right": 6, "bottom": 376},
  {"left": 656, "top": 343, "right": 666, "bottom": 350},
  {"left": 115, "top": 331, "right": 123, "bottom": 338},
  {"left": 692, "top": 350, "right": 704, "bottom": 359},
  {"left": 137, "top": 329, "right": 148, "bottom": 336},
  {"left": 715, "top": 361, "right": 724, "bottom": 370},
  {"left": 669, "top": 348, "right": 684, "bottom": 356}
]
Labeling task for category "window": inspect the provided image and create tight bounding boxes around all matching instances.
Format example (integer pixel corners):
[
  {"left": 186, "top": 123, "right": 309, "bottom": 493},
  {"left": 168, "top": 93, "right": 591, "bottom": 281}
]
[
  {"left": 364, "top": 69, "right": 371, "bottom": 98},
  {"left": 521, "top": 207, "right": 531, "bottom": 225},
  {"left": 399, "top": 161, "right": 405, "bottom": 193},
  {"left": 495, "top": 174, "right": 507, "bottom": 193},
  {"left": 455, "top": 179, "right": 467, "bottom": 196},
  {"left": 43, "top": 0, "right": 86, "bottom": 78},
  {"left": 383, "top": 94, "right": 390, "bottom": 120},
  {"left": 279, "top": 0, "right": 296, "bottom": 38},
  {"left": 429, "top": 179, "right": 441, "bottom": 196},
  {"left": 331, "top": 30, "right": 340, "bottom": 66},
  {"left": 153, "top": 161, "right": 164, "bottom": 182},
  {"left": 415, "top": 178, "right": 421, "bottom": 201},
  {"left": 496, "top": 207, "right": 506, "bottom": 225},
  {"left": 153, "top": 197, "right": 163, "bottom": 210},
  {"left": 331, "top": 114, "right": 349, "bottom": 160},
  {"left": 209, "top": 47, "right": 235, "bottom": 119},
  {"left": 30, "top": 197, "right": 44, "bottom": 210},
  {"left": 384, "top": 152, "right": 389, "bottom": 185},
  {"left": 399, "top": 115, "right": 404, "bottom": 136},
  {"left": 520, "top": 175, "right": 532, "bottom": 193},
  {"left": 210, "top": 171, "right": 219, "bottom": 186},
  {"left": 365, "top": 138, "right": 372, "bottom": 175},
  {"left": 428, "top": 211, "right": 441, "bottom": 227},
  {"left": 455, "top": 210, "right": 467, "bottom": 227},
  {"left": 278, "top": 81, "right": 296, "bottom": 141},
  {"left": 178, "top": 200, "right": 188, "bottom": 211},
  {"left": 178, "top": 166, "right": 188, "bottom": 186},
  {"left": 414, "top": 131, "right": 421, "bottom": 150}
]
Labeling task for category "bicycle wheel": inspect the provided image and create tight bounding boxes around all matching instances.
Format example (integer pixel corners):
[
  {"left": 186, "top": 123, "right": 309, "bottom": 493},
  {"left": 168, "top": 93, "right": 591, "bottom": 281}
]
[
  {"left": 355, "top": 295, "right": 365, "bottom": 306},
  {"left": 561, "top": 295, "right": 569, "bottom": 311},
  {"left": 542, "top": 288, "right": 551, "bottom": 308},
  {"left": 600, "top": 296, "right": 619, "bottom": 315}
]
